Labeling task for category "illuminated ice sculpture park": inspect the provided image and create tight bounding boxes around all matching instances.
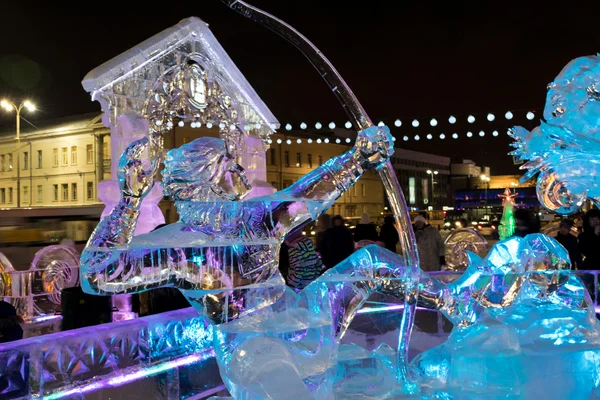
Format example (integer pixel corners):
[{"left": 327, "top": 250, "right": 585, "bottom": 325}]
[{"left": 75, "top": 2, "right": 600, "bottom": 399}]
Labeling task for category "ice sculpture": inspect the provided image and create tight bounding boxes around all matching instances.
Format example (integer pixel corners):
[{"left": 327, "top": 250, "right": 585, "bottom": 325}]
[
  {"left": 412, "top": 234, "right": 600, "bottom": 399},
  {"left": 510, "top": 55, "right": 600, "bottom": 215},
  {"left": 1, "top": 246, "right": 80, "bottom": 320},
  {"left": 81, "top": 122, "right": 410, "bottom": 398},
  {"left": 82, "top": 17, "right": 279, "bottom": 235},
  {"left": 443, "top": 228, "right": 488, "bottom": 271}
]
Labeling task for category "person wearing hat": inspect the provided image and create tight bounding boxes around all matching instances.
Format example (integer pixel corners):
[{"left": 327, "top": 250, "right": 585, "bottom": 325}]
[
  {"left": 555, "top": 219, "right": 582, "bottom": 269},
  {"left": 413, "top": 215, "right": 445, "bottom": 271}
]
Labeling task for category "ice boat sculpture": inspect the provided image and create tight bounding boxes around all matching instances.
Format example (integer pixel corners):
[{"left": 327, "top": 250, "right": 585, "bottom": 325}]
[
  {"left": 412, "top": 234, "right": 600, "bottom": 399},
  {"left": 510, "top": 55, "right": 600, "bottom": 215}
]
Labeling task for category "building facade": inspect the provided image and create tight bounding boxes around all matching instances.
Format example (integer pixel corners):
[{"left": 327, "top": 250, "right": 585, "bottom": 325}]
[
  {"left": 0, "top": 115, "right": 454, "bottom": 229},
  {"left": 390, "top": 149, "right": 451, "bottom": 210},
  {"left": 0, "top": 113, "right": 110, "bottom": 211}
]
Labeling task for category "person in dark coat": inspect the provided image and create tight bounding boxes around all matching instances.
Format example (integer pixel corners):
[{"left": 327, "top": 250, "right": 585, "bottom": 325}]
[
  {"left": 513, "top": 208, "right": 540, "bottom": 238},
  {"left": 315, "top": 213, "right": 331, "bottom": 257},
  {"left": 0, "top": 301, "right": 23, "bottom": 343},
  {"left": 353, "top": 213, "right": 379, "bottom": 243},
  {"left": 578, "top": 209, "right": 600, "bottom": 270},
  {"left": 379, "top": 216, "right": 399, "bottom": 253},
  {"left": 320, "top": 215, "right": 355, "bottom": 270},
  {"left": 555, "top": 219, "right": 583, "bottom": 269}
]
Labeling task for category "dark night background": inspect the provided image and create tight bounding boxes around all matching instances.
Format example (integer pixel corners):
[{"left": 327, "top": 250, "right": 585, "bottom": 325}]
[{"left": 0, "top": 1, "right": 599, "bottom": 174}]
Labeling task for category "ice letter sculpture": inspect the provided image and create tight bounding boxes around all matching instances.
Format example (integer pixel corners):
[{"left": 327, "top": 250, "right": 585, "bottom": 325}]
[{"left": 510, "top": 55, "right": 600, "bottom": 214}]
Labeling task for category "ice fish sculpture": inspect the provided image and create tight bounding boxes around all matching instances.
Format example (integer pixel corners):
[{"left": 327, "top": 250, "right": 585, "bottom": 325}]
[{"left": 510, "top": 55, "right": 600, "bottom": 215}]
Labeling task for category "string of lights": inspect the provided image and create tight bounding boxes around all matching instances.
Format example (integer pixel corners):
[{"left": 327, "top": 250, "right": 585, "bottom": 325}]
[
  {"left": 280, "top": 109, "right": 539, "bottom": 131},
  {"left": 175, "top": 109, "right": 539, "bottom": 143}
]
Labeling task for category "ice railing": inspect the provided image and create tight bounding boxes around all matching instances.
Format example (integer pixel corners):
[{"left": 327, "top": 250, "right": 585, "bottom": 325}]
[{"left": 0, "top": 307, "right": 223, "bottom": 400}]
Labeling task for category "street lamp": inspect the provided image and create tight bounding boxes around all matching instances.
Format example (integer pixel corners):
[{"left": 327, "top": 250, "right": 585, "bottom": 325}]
[
  {"left": 1, "top": 99, "right": 36, "bottom": 208},
  {"left": 480, "top": 174, "right": 491, "bottom": 206},
  {"left": 426, "top": 170, "right": 438, "bottom": 206}
]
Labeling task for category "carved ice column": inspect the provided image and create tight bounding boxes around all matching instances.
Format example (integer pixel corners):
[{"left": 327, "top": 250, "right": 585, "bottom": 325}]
[
  {"left": 95, "top": 106, "right": 165, "bottom": 236},
  {"left": 242, "top": 135, "right": 275, "bottom": 198},
  {"left": 94, "top": 104, "right": 164, "bottom": 321}
]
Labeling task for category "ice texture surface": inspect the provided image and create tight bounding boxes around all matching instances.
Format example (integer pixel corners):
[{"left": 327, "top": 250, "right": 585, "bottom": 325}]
[
  {"left": 412, "top": 234, "right": 600, "bottom": 399},
  {"left": 510, "top": 55, "right": 600, "bottom": 214}
]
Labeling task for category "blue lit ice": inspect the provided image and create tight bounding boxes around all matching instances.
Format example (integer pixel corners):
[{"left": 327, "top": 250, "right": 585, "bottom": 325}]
[
  {"left": 412, "top": 234, "right": 600, "bottom": 399},
  {"left": 510, "top": 55, "right": 600, "bottom": 214}
]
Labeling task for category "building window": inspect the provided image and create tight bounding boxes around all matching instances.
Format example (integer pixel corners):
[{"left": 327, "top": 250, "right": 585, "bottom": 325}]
[
  {"left": 361, "top": 183, "right": 366, "bottom": 197},
  {"left": 409, "top": 177, "right": 416, "bottom": 205},
  {"left": 103, "top": 141, "right": 109, "bottom": 160},
  {"left": 8, "top": 188, "right": 13, "bottom": 203},
  {"left": 23, "top": 152, "right": 28, "bottom": 170},
  {"left": 284, "top": 151, "right": 290, "bottom": 167},
  {"left": 61, "top": 147, "right": 68, "bottom": 165},
  {"left": 7, "top": 154, "right": 12, "bottom": 170},
  {"left": 53, "top": 184, "right": 59, "bottom": 201},
  {"left": 86, "top": 144, "right": 93, "bottom": 164},
  {"left": 23, "top": 186, "right": 28, "bottom": 203},
  {"left": 87, "top": 181, "right": 94, "bottom": 200},
  {"left": 295, "top": 152, "right": 301, "bottom": 168},
  {"left": 352, "top": 185, "right": 357, "bottom": 197},
  {"left": 37, "top": 185, "right": 43, "bottom": 203},
  {"left": 307, "top": 154, "right": 312, "bottom": 168},
  {"left": 0, "top": 189, "right": 4, "bottom": 203},
  {"left": 61, "top": 184, "right": 68, "bottom": 201},
  {"left": 71, "top": 183, "right": 77, "bottom": 201},
  {"left": 71, "top": 146, "right": 77, "bottom": 165},
  {"left": 318, "top": 155, "right": 323, "bottom": 166},
  {"left": 268, "top": 149, "right": 276, "bottom": 166},
  {"left": 0, "top": 155, "right": 4, "bottom": 172},
  {"left": 37, "top": 150, "right": 42, "bottom": 168},
  {"left": 53, "top": 149, "right": 58, "bottom": 167}
]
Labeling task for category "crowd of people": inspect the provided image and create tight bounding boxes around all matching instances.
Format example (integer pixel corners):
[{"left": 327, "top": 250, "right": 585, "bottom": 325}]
[
  {"left": 278, "top": 207, "right": 600, "bottom": 292},
  {"left": 3, "top": 208, "right": 600, "bottom": 342},
  {"left": 279, "top": 212, "right": 448, "bottom": 291}
]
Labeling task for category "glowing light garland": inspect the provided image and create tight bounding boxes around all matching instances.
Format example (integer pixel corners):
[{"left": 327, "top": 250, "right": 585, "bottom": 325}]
[{"left": 177, "top": 110, "right": 539, "bottom": 143}]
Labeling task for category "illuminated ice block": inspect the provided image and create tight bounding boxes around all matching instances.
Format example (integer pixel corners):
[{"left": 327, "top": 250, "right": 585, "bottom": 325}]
[
  {"left": 412, "top": 234, "right": 600, "bottom": 399},
  {"left": 82, "top": 16, "right": 280, "bottom": 235},
  {"left": 510, "top": 55, "right": 600, "bottom": 214}
]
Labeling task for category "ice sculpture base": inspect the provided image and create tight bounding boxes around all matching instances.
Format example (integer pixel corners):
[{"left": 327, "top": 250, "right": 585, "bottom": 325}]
[{"left": 0, "top": 307, "right": 220, "bottom": 399}]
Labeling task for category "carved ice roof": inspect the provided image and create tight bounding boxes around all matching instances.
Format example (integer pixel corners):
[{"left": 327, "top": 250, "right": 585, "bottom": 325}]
[{"left": 82, "top": 17, "right": 279, "bottom": 131}]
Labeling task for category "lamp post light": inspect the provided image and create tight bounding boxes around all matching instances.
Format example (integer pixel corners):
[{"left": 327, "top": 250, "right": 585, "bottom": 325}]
[
  {"left": 1, "top": 99, "right": 36, "bottom": 208},
  {"left": 480, "top": 174, "right": 491, "bottom": 206},
  {"left": 426, "top": 169, "right": 438, "bottom": 207}
]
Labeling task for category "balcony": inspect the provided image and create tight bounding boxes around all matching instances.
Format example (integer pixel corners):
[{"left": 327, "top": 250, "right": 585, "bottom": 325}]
[{"left": 103, "top": 159, "right": 111, "bottom": 168}]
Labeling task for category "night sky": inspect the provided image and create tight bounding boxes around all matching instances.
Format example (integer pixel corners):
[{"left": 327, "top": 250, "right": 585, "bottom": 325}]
[{"left": 1, "top": 1, "right": 599, "bottom": 174}]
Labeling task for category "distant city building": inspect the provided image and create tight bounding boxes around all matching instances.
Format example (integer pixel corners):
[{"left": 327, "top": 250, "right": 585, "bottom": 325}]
[{"left": 0, "top": 115, "right": 457, "bottom": 240}]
